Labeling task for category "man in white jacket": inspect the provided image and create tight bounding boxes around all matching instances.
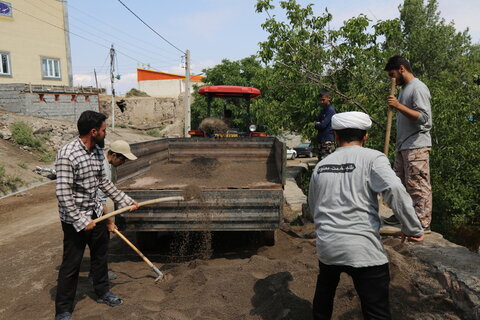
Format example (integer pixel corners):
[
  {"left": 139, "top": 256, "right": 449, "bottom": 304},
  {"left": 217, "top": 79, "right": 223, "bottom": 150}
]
[{"left": 308, "top": 111, "right": 424, "bottom": 320}]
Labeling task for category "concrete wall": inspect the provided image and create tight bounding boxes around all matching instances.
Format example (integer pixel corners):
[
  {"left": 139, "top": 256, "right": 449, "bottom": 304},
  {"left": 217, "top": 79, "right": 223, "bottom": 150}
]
[
  {"left": 0, "top": 0, "right": 71, "bottom": 86},
  {"left": 138, "top": 79, "right": 202, "bottom": 98},
  {"left": 139, "top": 79, "right": 184, "bottom": 98},
  {"left": 0, "top": 83, "right": 100, "bottom": 122}
]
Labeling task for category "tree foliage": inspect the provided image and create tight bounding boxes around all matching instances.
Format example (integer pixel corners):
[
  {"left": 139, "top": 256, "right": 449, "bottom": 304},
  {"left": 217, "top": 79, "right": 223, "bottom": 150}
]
[
  {"left": 191, "top": 56, "right": 270, "bottom": 131},
  {"left": 253, "top": 0, "right": 479, "bottom": 233}
]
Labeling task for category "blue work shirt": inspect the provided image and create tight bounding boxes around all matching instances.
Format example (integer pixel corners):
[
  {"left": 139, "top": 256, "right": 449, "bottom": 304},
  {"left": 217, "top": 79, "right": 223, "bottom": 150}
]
[{"left": 314, "top": 104, "right": 336, "bottom": 142}]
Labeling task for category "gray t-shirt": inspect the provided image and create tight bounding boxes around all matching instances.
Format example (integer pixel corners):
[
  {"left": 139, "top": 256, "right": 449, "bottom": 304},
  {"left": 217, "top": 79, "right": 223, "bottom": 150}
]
[
  {"left": 308, "top": 145, "right": 423, "bottom": 267},
  {"left": 98, "top": 154, "right": 111, "bottom": 204},
  {"left": 396, "top": 77, "right": 432, "bottom": 151}
]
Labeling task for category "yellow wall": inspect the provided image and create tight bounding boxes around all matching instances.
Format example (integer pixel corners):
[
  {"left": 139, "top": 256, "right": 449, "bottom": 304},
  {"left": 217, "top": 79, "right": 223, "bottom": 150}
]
[{"left": 0, "top": 0, "right": 71, "bottom": 85}]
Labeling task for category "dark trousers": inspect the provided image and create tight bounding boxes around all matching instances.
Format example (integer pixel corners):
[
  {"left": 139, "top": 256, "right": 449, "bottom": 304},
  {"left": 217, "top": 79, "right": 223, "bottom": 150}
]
[
  {"left": 55, "top": 221, "right": 110, "bottom": 315},
  {"left": 313, "top": 261, "right": 391, "bottom": 320}
]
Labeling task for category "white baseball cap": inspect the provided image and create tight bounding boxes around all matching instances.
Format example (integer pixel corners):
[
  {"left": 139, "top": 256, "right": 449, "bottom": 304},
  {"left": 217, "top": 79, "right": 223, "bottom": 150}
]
[{"left": 110, "top": 140, "right": 137, "bottom": 160}]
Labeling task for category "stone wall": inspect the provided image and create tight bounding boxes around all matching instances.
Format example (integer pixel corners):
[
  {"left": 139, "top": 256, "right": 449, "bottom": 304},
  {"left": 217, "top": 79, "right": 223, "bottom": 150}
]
[
  {"left": 0, "top": 83, "right": 102, "bottom": 122},
  {"left": 99, "top": 95, "right": 185, "bottom": 137}
]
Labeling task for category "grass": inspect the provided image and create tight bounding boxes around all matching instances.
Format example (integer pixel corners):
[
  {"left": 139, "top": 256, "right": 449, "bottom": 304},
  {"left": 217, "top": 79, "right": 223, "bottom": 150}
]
[
  {"left": 38, "top": 152, "right": 55, "bottom": 163},
  {"left": 10, "top": 121, "right": 41, "bottom": 149},
  {"left": 10, "top": 121, "right": 55, "bottom": 163},
  {"left": 125, "top": 88, "right": 149, "bottom": 97},
  {"left": 17, "top": 162, "right": 28, "bottom": 169},
  {"left": 146, "top": 129, "right": 161, "bottom": 137},
  {"left": 0, "top": 163, "right": 24, "bottom": 194}
]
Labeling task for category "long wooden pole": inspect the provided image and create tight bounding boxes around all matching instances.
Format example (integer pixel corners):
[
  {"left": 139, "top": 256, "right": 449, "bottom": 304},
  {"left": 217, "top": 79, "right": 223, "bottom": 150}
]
[
  {"left": 384, "top": 78, "right": 397, "bottom": 155},
  {"left": 113, "top": 229, "right": 164, "bottom": 281},
  {"left": 92, "top": 196, "right": 184, "bottom": 224}
]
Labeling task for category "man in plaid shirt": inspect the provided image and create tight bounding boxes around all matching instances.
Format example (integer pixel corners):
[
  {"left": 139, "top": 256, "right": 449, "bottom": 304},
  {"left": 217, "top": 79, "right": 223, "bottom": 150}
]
[{"left": 55, "top": 111, "right": 138, "bottom": 320}]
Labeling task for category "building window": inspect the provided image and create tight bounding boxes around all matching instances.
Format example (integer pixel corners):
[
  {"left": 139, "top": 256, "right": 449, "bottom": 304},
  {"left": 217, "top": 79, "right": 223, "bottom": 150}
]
[
  {"left": 41, "top": 58, "right": 61, "bottom": 79},
  {"left": 0, "top": 52, "right": 11, "bottom": 76},
  {"left": 0, "top": 2, "right": 12, "bottom": 17}
]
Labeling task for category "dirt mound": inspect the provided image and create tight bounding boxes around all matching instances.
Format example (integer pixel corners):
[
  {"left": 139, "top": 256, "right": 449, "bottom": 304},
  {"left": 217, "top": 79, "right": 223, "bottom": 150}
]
[{"left": 186, "top": 157, "right": 221, "bottom": 179}]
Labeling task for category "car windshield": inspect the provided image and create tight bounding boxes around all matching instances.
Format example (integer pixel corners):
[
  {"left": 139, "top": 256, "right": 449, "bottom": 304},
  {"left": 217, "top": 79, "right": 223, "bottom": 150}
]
[{"left": 297, "top": 143, "right": 310, "bottom": 148}]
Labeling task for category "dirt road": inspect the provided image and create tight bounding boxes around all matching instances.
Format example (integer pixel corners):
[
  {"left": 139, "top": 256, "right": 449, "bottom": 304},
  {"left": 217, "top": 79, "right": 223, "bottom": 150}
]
[{"left": 0, "top": 183, "right": 464, "bottom": 320}]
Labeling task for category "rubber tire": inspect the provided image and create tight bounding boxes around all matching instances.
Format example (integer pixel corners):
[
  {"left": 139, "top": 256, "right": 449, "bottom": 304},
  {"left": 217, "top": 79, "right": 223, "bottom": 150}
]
[
  {"left": 263, "top": 230, "right": 277, "bottom": 246},
  {"left": 136, "top": 231, "right": 158, "bottom": 250}
]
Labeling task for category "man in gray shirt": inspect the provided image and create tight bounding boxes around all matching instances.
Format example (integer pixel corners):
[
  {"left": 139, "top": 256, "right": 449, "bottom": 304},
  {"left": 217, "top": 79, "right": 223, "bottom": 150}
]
[
  {"left": 309, "top": 111, "right": 423, "bottom": 320},
  {"left": 384, "top": 56, "right": 433, "bottom": 232}
]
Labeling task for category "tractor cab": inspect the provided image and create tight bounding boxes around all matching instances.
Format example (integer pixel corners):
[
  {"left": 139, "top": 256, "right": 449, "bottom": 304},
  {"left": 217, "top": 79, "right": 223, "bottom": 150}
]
[{"left": 188, "top": 85, "right": 268, "bottom": 137}]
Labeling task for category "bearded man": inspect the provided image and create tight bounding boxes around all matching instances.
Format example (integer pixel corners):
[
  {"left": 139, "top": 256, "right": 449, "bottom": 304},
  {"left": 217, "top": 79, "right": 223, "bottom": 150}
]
[
  {"left": 54, "top": 111, "right": 139, "bottom": 320},
  {"left": 383, "top": 56, "right": 433, "bottom": 234}
]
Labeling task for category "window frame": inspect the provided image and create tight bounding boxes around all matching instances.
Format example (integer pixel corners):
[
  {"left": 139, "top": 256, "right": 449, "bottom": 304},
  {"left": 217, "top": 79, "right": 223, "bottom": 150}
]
[
  {"left": 41, "top": 57, "right": 62, "bottom": 80},
  {"left": 0, "top": 1, "right": 13, "bottom": 18},
  {"left": 0, "top": 51, "right": 12, "bottom": 77}
]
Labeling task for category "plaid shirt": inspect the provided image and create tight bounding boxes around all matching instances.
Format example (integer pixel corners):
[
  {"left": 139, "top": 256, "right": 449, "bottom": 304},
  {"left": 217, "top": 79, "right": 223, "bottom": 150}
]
[{"left": 55, "top": 138, "right": 133, "bottom": 232}]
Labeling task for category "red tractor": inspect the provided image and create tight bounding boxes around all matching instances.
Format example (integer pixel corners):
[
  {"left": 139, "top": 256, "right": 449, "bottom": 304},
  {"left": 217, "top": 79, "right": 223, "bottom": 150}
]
[{"left": 188, "top": 85, "right": 268, "bottom": 137}]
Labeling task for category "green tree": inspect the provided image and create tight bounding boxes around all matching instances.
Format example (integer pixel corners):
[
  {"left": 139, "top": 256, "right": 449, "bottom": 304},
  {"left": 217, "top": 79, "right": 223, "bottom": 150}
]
[{"left": 255, "top": 0, "right": 479, "bottom": 236}]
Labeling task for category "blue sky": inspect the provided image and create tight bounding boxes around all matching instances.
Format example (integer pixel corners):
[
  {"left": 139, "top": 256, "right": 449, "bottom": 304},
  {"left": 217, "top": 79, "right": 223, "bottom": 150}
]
[{"left": 66, "top": 0, "right": 480, "bottom": 94}]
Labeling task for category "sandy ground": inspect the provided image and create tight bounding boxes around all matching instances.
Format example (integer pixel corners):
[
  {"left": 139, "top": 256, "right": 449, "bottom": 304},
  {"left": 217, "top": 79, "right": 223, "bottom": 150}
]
[
  {"left": 0, "top": 182, "right": 464, "bottom": 320},
  {"left": 119, "top": 159, "right": 281, "bottom": 190}
]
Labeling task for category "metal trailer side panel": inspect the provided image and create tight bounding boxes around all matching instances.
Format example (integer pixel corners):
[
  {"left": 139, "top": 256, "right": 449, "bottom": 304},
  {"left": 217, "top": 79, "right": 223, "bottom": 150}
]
[{"left": 116, "top": 189, "right": 283, "bottom": 232}]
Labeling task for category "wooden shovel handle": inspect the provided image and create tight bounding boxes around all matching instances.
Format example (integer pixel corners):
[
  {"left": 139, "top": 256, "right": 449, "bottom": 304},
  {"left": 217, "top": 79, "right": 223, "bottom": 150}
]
[
  {"left": 113, "top": 229, "right": 154, "bottom": 268},
  {"left": 384, "top": 78, "right": 396, "bottom": 155},
  {"left": 93, "top": 196, "right": 184, "bottom": 224}
]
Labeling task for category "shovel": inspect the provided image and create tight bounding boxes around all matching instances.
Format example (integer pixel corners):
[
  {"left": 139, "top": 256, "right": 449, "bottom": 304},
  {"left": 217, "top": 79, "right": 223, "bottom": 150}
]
[
  {"left": 112, "top": 229, "right": 164, "bottom": 282},
  {"left": 92, "top": 196, "right": 184, "bottom": 224},
  {"left": 384, "top": 77, "right": 397, "bottom": 155}
]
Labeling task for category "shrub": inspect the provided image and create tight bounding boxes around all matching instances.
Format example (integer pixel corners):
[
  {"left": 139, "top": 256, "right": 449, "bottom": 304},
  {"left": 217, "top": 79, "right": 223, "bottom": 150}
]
[
  {"left": 38, "top": 151, "right": 55, "bottom": 163},
  {"left": 146, "top": 129, "right": 161, "bottom": 137},
  {"left": 10, "top": 121, "right": 42, "bottom": 149},
  {"left": 125, "top": 88, "right": 150, "bottom": 98}
]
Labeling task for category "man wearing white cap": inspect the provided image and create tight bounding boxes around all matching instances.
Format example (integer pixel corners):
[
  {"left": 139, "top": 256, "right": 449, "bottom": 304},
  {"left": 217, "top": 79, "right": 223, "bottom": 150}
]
[
  {"left": 98, "top": 140, "right": 137, "bottom": 233},
  {"left": 87, "top": 140, "right": 138, "bottom": 281},
  {"left": 308, "top": 111, "right": 424, "bottom": 320}
]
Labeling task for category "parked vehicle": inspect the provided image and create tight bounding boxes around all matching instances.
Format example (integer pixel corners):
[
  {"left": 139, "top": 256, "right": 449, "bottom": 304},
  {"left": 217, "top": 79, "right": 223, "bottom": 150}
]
[
  {"left": 294, "top": 143, "right": 315, "bottom": 158},
  {"left": 287, "top": 147, "right": 297, "bottom": 160}
]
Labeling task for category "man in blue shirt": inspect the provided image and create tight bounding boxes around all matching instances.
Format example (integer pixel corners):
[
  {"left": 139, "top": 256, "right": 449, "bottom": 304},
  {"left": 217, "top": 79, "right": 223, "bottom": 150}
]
[{"left": 314, "top": 91, "right": 336, "bottom": 160}]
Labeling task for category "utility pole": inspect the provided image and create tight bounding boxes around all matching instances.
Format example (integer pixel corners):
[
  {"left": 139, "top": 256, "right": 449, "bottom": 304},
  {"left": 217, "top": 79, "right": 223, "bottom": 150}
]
[
  {"left": 184, "top": 49, "right": 191, "bottom": 137},
  {"left": 94, "top": 68, "right": 98, "bottom": 88},
  {"left": 110, "top": 44, "right": 116, "bottom": 131}
]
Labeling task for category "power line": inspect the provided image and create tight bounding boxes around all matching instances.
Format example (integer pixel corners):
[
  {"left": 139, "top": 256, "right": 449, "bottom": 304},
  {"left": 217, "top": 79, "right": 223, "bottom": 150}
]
[
  {"left": 67, "top": 2, "right": 181, "bottom": 59},
  {"left": 116, "top": 0, "right": 185, "bottom": 55},
  {"left": 10, "top": 4, "right": 162, "bottom": 71},
  {"left": 27, "top": 0, "right": 179, "bottom": 66}
]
